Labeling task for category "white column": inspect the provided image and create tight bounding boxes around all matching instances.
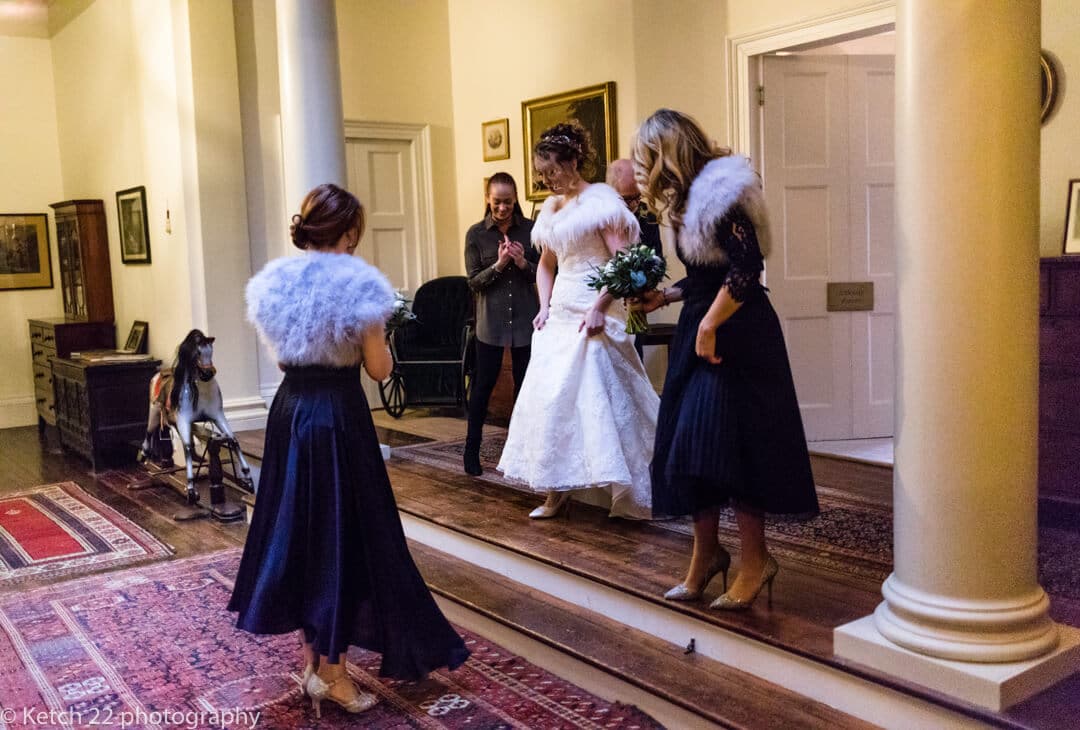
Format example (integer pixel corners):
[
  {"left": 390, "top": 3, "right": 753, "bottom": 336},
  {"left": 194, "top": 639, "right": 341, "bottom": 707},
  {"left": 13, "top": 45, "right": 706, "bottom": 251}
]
[
  {"left": 835, "top": 0, "right": 1080, "bottom": 710},
  {"left": 276, "top": 0, "right": 346, "bottom": 211}
]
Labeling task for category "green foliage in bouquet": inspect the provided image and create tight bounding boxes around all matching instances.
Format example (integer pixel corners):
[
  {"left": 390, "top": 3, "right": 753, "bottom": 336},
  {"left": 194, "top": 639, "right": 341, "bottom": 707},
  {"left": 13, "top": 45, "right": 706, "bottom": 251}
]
[{"left": 585, "top": 244, "right": 667, "bottom": 333}]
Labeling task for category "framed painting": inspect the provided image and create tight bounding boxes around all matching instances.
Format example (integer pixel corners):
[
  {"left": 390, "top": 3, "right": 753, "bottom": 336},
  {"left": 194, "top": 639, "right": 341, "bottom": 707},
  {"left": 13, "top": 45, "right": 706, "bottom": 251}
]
[
  {"left": 521, "top": 82, "right": 617, "bottom": 201},
  {"left": 1065, "top": 179, "right": 1080, "bottom": 255},
  {"left": 482, "top": 118, "right": 510, "bottom": 161},
  {"left": 117, "top": 186, "right": 151, "bottom": 264},
  {"left": 123, "top": 320, "right": 149, "bottom": 354},
  {"left": 0, "top": 213, "right": 52, "bottom": 291}
]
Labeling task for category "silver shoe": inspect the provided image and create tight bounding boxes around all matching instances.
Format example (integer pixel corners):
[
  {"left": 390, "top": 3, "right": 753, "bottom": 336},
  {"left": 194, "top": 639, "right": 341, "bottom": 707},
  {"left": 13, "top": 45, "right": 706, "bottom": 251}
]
[{"left": 663, "top": 548, "right": 732, "bottom": 601}]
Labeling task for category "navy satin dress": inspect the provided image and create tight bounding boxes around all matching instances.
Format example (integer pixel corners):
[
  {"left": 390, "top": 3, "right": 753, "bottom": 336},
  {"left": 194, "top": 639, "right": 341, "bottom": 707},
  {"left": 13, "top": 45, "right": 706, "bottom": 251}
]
[
  {"left": 228, "top": 366, "right": 469, "bottom": 680},
  {"left": 651, "top": 208, "right": 819, "bottom": 518}
]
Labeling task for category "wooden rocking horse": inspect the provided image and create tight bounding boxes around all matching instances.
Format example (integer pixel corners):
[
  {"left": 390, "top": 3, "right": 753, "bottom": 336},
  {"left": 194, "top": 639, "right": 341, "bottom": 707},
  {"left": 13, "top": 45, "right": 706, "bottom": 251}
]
[{"left": 138, "top": 329, "right": 253, "bottom": 506}]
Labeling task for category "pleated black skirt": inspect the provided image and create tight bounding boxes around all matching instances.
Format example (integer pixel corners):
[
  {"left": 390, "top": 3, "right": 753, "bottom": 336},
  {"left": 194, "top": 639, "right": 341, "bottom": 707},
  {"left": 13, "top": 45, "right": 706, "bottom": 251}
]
[
  {"left": 651, "top": 287, "right": 819, "bottom": 518},
  {"left": 227, "top": 366, "right": 469, "bottom": 680}
]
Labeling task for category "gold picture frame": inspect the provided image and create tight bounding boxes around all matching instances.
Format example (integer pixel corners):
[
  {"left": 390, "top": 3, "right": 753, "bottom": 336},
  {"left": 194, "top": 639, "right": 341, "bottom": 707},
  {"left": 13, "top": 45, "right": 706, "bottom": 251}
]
[
  {"left": 521, "top": 82, "right": 617, "bottom": 202},
  {"left": 482, "top": 118, "right": 510, "bottom": 161},
  {"left": 1041, "top": 50, "right": 1059, "bottom": 125},
  {"left": 0, "top": 213, "right": 52, "bottom": 291},
  {"left": 1064, "top": 179, "right": 1080, "bottom": 255}
]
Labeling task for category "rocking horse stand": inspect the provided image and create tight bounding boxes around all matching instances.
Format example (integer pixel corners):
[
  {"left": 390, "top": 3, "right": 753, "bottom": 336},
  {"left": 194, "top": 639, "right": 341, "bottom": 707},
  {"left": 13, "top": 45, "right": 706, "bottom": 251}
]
[{"left": 131, "top": 422, "right": 251, "bottom": 522}]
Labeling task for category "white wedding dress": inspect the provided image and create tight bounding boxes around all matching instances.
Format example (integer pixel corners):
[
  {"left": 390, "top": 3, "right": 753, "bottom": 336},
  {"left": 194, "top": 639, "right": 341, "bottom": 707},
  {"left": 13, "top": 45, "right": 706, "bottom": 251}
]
[{"left": 497, "top": 183, "right": 659, "bottom": 520}]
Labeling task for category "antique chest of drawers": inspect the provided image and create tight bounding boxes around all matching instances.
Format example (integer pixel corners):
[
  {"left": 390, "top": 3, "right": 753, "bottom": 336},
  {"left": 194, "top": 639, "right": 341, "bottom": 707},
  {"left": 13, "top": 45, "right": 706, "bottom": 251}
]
[{"left": 28, "top": 318, "right": 115, "bottom": 429}]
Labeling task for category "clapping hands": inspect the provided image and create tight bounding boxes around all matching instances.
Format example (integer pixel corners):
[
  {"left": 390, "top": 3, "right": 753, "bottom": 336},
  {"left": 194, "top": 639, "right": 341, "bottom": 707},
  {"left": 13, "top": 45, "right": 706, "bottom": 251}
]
[{"left": 497, "top": 235, "right": 528, "bottom": 269}]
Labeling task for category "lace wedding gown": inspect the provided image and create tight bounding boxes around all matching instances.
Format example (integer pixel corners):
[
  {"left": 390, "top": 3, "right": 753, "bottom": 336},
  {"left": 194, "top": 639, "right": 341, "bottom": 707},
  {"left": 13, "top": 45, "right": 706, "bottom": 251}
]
[{"left": 497, "top": 183, "right": 659, "bottom": 520}]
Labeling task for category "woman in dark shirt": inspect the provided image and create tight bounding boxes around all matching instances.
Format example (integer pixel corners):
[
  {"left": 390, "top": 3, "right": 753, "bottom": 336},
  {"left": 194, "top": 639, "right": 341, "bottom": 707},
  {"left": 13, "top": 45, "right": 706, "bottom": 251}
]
[{"left": 463, "top": 173, "right": 539, "bottom": 475}]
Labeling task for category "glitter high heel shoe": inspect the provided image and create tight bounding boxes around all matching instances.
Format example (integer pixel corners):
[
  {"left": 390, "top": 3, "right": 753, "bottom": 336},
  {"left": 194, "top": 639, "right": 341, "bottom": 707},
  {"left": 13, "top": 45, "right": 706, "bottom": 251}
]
[
  {"left": 306, "top": 673, "right": 378, "bottom": 718},
  {"left": 663, "top": 547, "right": 732, "bottom": 601},
  {"left": 710, "top": 554, "right": 779, "bottom": 611},
  {"left": 528, "top": 491, "right": 573, "bottom": 519},
  {"left": 299, "top": 662, "right": 316, "bottom": 696}
]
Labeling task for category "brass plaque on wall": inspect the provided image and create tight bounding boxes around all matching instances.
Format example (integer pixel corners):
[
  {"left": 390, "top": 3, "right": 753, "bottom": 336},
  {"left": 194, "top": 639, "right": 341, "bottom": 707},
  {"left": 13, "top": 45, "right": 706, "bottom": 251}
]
[{"left": 826, "top": 282, "right": 874, "bottom": 312}]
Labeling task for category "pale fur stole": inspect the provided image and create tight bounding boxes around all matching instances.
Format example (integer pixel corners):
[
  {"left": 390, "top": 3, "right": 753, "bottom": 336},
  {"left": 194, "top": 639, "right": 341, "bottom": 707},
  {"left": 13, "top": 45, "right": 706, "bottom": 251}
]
[
  {"left": 246, "top": 251, "right": 394, "bottom": 367},
  {"left": 679, "top": 154, "right": 772, "bottom": 266},
  {"left": 531, "top": 183, "right": 640, "bottom": 252}
]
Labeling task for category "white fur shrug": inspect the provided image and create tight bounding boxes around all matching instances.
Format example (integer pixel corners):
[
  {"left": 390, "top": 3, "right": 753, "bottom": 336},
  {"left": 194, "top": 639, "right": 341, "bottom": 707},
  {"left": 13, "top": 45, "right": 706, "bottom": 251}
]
[
  {"left": 246, "top": 251, "right": 394, "bottom": 367},
  {"left": 679, "top": 154, "right": 772, "bottom": 265},
  {"left": 531, "top": 183, "right": 640, "bottom": 253}
]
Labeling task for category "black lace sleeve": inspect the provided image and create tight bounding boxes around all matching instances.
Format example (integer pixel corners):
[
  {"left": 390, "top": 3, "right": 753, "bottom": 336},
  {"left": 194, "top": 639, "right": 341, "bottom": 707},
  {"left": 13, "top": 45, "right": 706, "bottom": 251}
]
[{"left": 720, "top": 208, "right": 764, "bottom": 302}]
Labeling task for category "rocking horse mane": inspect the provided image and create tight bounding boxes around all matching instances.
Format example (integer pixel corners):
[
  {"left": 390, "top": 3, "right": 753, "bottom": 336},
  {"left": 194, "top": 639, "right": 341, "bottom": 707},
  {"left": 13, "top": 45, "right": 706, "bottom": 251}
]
[{"left": 170, "top": 329, "right": 212, "bottom": 412}]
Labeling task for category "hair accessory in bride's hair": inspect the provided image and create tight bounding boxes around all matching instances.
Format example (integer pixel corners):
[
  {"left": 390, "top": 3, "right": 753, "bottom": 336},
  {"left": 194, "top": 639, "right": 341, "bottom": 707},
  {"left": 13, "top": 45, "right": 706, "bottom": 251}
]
[{"left": 542, "top": 133, "right": 583, "bottom": 157}]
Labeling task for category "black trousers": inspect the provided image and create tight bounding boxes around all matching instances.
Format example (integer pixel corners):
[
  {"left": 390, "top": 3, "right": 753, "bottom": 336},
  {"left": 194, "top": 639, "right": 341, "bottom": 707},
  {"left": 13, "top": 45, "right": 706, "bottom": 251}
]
[{"left": 467, "top": 340, "right": 530, "bottom": 443}]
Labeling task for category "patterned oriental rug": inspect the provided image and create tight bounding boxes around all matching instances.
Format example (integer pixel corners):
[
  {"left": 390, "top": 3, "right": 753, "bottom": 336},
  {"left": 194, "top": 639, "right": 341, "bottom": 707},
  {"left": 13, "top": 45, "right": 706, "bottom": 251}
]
[
  {"left": 0, "top": 483, "right": 172, "bottom": 589},
  {"left": 392, "top": 434, "right": 1080, "bottom": 627},
  {"left": 0, "top": 550, "right": 661, "bottom": 729}
]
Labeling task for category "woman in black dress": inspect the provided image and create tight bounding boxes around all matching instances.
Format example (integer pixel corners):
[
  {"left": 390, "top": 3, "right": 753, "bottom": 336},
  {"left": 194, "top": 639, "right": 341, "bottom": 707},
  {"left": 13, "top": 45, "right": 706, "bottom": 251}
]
[
  {"left": 229, "top": 184, "right": 469, "bottom": 717},
  {"left": 633, "top": 110, "right": 818, "bottom": 610},
  {"left": 463, "top": 172, "right": 538, "bottom": 475}
]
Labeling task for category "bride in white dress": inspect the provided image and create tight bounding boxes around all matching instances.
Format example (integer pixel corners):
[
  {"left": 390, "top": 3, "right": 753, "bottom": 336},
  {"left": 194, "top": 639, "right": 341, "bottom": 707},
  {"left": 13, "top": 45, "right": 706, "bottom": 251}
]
[{"left": 497, "top": 124, "right": 659, "bottom": 520}]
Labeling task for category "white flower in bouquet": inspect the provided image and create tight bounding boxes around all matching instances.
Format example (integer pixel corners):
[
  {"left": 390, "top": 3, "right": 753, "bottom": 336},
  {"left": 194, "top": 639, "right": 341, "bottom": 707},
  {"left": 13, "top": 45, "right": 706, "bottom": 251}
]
[{"left": 386, "top": 290, "right": 417, "bottom": 333}]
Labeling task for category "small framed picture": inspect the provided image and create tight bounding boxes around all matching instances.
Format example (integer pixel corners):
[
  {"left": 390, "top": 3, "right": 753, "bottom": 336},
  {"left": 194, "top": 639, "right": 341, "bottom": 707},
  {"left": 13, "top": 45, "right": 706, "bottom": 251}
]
[
  {"left": 0, "top": 213, "right": 52, "bottom": 291},
  {"left": 116, "top": 186, "right": 151, "bottom": 264},
  {"left": 1064, "top": 179, "right": 1080, "bottom": 255},
  {"left": 482, "top": 118, "right": 510, "bottom": 162},
  {"left": 123, "top": 320, "right": 149, "bottom": 354}
]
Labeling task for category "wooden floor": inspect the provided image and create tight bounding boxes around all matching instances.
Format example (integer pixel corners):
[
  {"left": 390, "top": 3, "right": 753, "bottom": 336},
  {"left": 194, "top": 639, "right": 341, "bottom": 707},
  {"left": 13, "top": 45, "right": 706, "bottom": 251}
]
[{"left": 3, "top": 416, "right": 1079, "bottom": 729}]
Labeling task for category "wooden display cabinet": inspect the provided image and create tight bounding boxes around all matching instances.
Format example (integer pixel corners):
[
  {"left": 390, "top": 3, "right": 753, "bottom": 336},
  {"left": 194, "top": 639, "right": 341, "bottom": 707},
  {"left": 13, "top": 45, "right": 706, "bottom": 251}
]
[{"left": 50, "top": 199, "right": 115, "bottom": 323}]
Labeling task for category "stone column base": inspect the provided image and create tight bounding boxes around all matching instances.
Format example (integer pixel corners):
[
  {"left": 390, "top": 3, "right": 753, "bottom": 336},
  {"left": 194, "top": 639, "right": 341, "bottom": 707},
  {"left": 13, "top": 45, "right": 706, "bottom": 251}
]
[{"left": 834, "top": 615, "right": 1080, "bottom": 711}]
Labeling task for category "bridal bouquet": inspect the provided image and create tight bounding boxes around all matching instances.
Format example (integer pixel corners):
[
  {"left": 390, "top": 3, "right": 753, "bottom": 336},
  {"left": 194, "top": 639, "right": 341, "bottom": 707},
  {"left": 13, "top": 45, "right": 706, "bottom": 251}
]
[
  {"left": 586, "top": 244, "right": 667, "bottom": 334},
  {"left": 386, "top": 290, "right": 417, "bottom": 334}
]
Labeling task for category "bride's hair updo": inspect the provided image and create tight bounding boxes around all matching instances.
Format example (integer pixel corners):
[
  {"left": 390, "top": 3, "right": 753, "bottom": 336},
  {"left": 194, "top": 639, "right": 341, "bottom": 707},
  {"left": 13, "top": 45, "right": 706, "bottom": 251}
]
[
  {"left": 290, "top": 183, "right": 366, "bottom": 251},
  {"left": 632, "top": 109, "right": 730, "bottom": 227},
  {"left": 534, "top": 123, "right": 593, "bottom": 172}
]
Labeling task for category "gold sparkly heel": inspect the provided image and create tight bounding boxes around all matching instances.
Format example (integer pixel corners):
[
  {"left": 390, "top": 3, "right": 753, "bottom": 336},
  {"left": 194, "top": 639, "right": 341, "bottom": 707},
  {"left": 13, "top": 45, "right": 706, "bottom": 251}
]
[{"left": 710, "top": 555, "right": 779, "bottom": 611}]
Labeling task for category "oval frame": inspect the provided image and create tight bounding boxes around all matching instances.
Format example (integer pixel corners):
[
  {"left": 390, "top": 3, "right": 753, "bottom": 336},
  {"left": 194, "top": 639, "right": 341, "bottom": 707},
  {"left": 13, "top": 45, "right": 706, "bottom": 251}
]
[{"left": 1041, "top": 51, "right": 1058, "bottom": 124}]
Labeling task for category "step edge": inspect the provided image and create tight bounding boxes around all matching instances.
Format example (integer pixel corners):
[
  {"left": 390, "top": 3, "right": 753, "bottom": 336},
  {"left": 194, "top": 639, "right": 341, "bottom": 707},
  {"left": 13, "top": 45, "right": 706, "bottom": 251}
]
[{"left": 403, "top": 505, "right": 1030, "bottom": 730}]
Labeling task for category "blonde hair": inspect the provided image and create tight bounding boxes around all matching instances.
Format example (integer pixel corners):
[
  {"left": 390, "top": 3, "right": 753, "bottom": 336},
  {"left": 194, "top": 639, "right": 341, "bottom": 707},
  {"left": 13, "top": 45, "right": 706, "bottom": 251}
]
[{"left": 632, "top": 109, "right": 730, "bottom": 228}]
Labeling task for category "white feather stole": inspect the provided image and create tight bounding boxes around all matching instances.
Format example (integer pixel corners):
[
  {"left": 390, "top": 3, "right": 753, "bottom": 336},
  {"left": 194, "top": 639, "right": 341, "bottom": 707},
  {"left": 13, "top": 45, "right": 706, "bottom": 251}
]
[
  {"left": 679, "top": 154, "right": 772, "bottom": 266},
  {"left": 246, "top": 251, "right": 394, "bottom": 367},
  {"left": 531, "top": 183, "right": 640, "bottom": 254}
]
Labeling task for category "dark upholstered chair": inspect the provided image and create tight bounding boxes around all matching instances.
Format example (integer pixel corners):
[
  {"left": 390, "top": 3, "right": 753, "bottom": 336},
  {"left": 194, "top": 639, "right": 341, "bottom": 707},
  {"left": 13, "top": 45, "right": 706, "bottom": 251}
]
[{"left": 378, "top": 276, "right": 475, "bottom": 417}]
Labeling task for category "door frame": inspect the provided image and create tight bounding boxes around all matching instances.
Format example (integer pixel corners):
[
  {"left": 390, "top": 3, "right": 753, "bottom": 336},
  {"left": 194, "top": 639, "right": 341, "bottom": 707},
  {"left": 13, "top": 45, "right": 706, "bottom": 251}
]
[
  {"left": 726, "top": 1, "right": 895, "bottom": 155},
  {"left": 343, "top": 120, "right": 438, "bottom": 284}
]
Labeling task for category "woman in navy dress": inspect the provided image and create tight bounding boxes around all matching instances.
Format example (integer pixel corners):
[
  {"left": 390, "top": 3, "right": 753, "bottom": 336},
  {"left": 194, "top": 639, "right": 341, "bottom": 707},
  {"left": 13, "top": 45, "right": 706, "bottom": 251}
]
[
  {"left": 229, "top": 184, "right": 468, "bottom": 717},
  {"left": 633, "top": 110, "right": 818, "bottom": 610}
]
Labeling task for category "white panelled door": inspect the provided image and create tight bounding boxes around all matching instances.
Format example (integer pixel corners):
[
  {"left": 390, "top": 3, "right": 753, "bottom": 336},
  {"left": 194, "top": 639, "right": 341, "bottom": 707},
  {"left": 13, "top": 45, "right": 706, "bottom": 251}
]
[
  {"left": 346, "top": 138, "right": 422, "bottom": 291},
  {"left": 345, "top": 127, "right": 434, "bottom": 405},
  {"left": 847, "top": 56, "right": 896, "bottom": 437},
  {"left": 762, "top": 54, "right": 896, "bottom": 440}
]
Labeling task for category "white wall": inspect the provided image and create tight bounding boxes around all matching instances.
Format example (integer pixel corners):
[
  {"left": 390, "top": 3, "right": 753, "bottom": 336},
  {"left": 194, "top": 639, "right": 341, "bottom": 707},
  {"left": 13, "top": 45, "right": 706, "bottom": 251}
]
[
  {"left": 51, "top": 0, "right": 194, "bottom": 364},
  {"left": 0, "top": 36, "right": 65, "bottom": 427},
  {"left": 336, "top": 0, "right": 460, "bottom": 276}
]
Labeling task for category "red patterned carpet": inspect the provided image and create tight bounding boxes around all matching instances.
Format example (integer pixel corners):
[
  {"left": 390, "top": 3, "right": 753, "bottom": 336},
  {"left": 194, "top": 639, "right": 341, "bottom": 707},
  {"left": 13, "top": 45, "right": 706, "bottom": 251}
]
[
  {"left": 0, "top": 482, "right": 172, "bottom": 589},
  {"left": 0, "top": 550, "right": 661, "bottom": 729}
]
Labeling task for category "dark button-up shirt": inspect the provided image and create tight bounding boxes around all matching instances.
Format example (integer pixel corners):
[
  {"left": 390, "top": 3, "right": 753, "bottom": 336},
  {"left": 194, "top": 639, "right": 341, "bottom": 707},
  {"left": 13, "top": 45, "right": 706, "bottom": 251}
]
[{"left": 464, "top": 212, "right": 540, "bottom": 347}]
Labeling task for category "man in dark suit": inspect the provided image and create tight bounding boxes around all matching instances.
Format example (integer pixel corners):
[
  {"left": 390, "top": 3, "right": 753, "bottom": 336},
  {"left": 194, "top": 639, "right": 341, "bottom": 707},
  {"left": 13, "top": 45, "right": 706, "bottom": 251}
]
[{"left": 608, "top": 159, "right": 664, "bottom": 359}]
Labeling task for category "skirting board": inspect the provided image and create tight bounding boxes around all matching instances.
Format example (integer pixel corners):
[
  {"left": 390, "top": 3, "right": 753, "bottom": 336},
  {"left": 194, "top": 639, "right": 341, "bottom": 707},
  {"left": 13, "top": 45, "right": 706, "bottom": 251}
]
[
  {"left": 0, "top": 395, "right": 36, "bottom": 429},
  {"left": 223, "top": 397, "right": 269, "bottom": 432},
  {"left": 834, "top": 615, "right": 1080, "bottom": 711}
]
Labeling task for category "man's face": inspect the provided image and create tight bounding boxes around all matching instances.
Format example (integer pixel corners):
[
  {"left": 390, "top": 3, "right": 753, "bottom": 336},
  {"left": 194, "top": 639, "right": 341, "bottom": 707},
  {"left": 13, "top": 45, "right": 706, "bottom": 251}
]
[{"left": 612, "top": 173, "right": 642, "bottom": 213}]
